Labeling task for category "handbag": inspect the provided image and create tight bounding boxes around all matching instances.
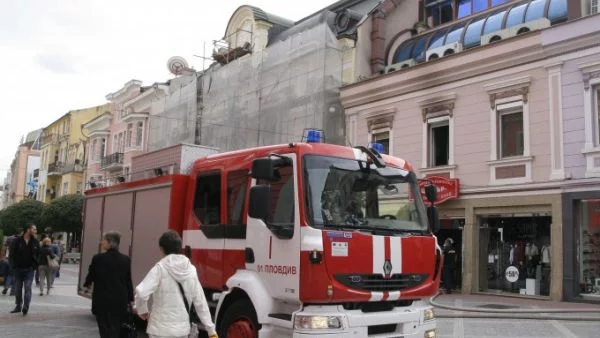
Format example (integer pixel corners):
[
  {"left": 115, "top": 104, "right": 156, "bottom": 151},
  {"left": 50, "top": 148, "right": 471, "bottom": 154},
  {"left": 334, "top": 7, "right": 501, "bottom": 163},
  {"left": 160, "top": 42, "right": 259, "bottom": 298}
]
[
  {"left": 176, "top": 281, "right": 203, "bottom": 338},
  {"left": 47, "top": 255, "right": 59, "bottom": 269},
  {"left": 119, "top": 310, "right": 138, "bottom": 338}
]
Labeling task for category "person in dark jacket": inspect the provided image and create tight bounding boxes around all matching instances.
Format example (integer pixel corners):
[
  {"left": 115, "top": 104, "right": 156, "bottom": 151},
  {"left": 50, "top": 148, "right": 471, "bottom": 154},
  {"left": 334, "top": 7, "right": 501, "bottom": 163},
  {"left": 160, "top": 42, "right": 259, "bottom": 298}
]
[
  {"left": 83, "top": 231, "right": 134, "bottom": 338},
  {"left": 8, "top": 223, "right": 39, "bottom": 315},
  {"left": 442, "top": 237, "right": 457, "bottom": 294}
]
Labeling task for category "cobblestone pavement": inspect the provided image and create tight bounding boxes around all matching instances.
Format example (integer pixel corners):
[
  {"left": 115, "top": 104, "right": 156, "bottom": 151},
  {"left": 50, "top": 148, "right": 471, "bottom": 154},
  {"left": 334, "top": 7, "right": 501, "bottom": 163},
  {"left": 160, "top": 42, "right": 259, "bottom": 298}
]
[{"left": 1, "top": 265, "right": 599, "bottom": 337}]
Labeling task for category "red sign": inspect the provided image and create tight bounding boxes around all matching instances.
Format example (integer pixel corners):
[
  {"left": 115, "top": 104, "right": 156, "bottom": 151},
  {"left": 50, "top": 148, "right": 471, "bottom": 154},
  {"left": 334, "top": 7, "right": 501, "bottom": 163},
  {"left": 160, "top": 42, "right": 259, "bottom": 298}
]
[{"left": 418, "top": 176, "right": 460, "bottom": 205}]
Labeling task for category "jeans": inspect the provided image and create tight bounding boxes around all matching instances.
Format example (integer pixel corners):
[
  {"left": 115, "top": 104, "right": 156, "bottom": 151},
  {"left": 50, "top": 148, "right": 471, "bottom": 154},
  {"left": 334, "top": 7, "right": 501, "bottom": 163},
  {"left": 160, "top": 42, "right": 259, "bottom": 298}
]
[
  {"left": 14, "top": 268, "right": 34, "bottom": 309},
  {"left": 3, "top": 273, "right": 14, "bottom": 290}
]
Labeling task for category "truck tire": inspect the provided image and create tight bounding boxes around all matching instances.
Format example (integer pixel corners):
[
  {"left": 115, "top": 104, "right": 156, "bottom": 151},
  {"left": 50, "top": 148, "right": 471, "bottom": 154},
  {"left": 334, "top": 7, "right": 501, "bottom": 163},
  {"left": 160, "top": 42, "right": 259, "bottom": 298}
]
[{"left": 219, "top": 299, "right": 259, "bottom": 338}]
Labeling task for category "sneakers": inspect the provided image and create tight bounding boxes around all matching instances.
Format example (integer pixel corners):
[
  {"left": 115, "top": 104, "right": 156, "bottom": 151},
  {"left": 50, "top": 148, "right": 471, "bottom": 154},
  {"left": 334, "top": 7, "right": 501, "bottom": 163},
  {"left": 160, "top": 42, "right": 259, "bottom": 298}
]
[
  {"left": 1, "top": 288, "right": 7, "bottom": 295},
  {"left": 22, "top": 307, "right": 28, "bottom": 316},
  {"left": 10, "top": 306, "right": 21, "bottom": 314}
]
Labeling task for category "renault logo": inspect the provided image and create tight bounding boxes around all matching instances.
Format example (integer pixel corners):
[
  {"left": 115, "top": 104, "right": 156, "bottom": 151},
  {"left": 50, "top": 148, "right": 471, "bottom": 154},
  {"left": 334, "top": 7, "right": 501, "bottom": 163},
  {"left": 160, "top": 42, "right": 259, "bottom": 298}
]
[{"left": 383, "top": 260, "right": 392, "bottom": 275}]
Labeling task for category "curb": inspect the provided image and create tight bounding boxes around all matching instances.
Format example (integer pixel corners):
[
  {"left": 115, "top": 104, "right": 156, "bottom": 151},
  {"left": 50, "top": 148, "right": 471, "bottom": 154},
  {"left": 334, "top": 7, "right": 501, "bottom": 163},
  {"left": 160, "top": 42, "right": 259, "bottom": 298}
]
[{"left": 428, "top": 292, "right": 600, "bottom": 321}]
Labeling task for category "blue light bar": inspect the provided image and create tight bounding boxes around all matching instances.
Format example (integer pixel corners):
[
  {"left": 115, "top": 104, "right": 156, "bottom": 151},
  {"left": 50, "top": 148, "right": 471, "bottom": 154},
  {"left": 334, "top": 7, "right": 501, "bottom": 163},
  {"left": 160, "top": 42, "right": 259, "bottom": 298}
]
[
  {"left": 369, "top": 142, "right": 384, "bottom": 154},
  {"left": 306, "top": 129, "right": 322, "bottom": 143}
]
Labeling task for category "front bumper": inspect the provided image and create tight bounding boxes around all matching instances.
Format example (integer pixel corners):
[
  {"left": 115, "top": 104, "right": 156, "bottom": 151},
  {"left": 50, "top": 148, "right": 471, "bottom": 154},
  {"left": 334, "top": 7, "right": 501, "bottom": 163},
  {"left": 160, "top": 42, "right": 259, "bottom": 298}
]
[{"left": 292, "top": 301, "right": 437, "bottom": 337}]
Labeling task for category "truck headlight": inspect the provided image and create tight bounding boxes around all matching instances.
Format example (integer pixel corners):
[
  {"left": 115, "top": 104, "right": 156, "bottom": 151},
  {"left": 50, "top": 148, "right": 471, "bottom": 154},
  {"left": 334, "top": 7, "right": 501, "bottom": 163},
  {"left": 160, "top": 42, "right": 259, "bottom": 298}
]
[
  {"left": 424, "top": 329, "right": 436, "bottom": 338},
  {"left": 423, "top": 308, "right": 435, "bottom": 321},
  {"left": 294, "top": 315, "right": 343, "bottom": 329}
]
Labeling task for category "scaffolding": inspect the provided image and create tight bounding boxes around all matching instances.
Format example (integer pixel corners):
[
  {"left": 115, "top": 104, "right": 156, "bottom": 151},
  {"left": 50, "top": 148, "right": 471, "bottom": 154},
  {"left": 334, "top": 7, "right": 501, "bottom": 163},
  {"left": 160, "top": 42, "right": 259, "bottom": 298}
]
[{"left": 197, "top": 20, "right": 345, "bottom": 151}]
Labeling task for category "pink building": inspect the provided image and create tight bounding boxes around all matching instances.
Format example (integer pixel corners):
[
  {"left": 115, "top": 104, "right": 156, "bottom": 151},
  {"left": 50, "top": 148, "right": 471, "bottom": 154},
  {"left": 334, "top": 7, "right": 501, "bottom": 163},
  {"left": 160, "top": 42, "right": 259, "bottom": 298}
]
[{"left": 83, "top": 80, "right": 166, "bottom": 188}]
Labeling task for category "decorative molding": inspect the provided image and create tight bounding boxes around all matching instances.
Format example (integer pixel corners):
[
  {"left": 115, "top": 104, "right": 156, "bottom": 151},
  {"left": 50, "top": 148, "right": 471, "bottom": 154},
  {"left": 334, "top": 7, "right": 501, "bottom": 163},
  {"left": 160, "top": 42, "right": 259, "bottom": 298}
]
[
  {"left": 417, "top": 93, "right": 457, "bottom": 122},
  {"left": 362, "top": 107, "right": 396, "bottom": 131},
  {"left": 484, "top": 76, "right": 531, "bottom": 109},
  {"left": 578, "top": 60, "right": 600, "bottom": 91}
]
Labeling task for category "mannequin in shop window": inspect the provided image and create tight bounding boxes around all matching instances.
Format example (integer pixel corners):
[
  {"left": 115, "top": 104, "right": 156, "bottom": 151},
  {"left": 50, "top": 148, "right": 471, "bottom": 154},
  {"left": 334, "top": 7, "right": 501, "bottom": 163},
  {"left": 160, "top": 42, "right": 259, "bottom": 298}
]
[
  {"left": 442, "top": 238, "right": 457, "bottom": 294},
  {"left": 525, "top": 241, "right": 539, "bottom": 278}
]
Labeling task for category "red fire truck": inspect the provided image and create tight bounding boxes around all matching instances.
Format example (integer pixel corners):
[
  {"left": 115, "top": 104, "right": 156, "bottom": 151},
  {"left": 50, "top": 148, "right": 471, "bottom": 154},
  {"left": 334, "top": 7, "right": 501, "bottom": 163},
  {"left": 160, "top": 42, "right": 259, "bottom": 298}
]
[{"left": 78, "top": 132, "right": 442, "bottom": 338}]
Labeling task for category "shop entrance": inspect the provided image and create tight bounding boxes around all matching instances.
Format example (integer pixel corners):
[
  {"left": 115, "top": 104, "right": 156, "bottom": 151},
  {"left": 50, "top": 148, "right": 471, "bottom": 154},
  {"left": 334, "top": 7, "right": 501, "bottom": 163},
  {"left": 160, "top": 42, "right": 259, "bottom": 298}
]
[
  {"left": 438, "top": 218, "right": 464, "bottom": 292},
  {"left": 479, "top": 214, "right": 552, "bottom": 297}
]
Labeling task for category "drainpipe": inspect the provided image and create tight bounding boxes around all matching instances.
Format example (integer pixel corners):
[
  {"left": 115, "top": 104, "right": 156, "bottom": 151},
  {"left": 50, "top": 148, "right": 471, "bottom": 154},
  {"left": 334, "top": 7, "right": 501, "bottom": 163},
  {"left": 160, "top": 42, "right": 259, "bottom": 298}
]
[{"left": 370, "top": 0, "right": 401, "bottom": 75}]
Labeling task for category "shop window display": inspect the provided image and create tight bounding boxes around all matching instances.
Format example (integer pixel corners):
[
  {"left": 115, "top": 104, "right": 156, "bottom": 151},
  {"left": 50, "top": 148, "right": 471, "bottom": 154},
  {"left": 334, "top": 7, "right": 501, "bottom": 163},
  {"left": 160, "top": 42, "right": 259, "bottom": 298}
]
[
  {"left": 479, "top": 215, "right": 551, "bottom": 296},
  {"left": 579, "top": 200, "right": 600, "bottom": 297}
]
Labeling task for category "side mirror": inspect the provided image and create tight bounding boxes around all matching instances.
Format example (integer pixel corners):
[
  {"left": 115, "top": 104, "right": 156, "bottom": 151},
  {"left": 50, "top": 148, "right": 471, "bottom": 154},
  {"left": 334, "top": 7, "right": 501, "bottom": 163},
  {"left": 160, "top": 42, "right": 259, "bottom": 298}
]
[
  {"left": 248, "top": 185, "right": 270, "bottom": 220},
  {"left": 427, "top": 206, "right": 440, "bottom": 233},
  {"left": 425, "top": 184, "right": 437, "bottom": 204},
  {"left": 251, "top": 156, "right": 291, "bottom": 181}
]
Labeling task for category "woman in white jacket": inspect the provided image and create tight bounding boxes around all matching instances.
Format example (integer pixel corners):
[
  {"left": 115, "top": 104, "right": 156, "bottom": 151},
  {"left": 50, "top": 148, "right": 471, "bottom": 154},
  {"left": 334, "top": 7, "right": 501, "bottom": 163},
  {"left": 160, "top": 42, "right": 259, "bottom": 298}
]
[{"left": 135, "top": 230, "right": 218, "bottom": 338}]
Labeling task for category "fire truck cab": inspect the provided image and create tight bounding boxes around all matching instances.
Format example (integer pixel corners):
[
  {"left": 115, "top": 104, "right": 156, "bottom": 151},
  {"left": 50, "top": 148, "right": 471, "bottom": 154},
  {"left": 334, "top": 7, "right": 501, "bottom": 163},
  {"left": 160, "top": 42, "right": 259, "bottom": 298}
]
[{"left": 79, "top": 133, "right": 441, "bottom": 338}]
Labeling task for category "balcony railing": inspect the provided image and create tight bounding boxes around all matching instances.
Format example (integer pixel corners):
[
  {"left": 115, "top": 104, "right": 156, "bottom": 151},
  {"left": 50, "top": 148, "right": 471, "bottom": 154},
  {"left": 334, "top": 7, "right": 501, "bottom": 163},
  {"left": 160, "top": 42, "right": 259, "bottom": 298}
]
[
  {"left": 101, "top": 152, "right": 124, "bottom": 169},
  {"left": 60, "top": 161, "right": 84, "bottom": 174},
  {"left": 42, "top": 133, "right": 57, "bottom": 145},
  {"left": 47, "top": 162, "right": 63, "bottom": 175}
]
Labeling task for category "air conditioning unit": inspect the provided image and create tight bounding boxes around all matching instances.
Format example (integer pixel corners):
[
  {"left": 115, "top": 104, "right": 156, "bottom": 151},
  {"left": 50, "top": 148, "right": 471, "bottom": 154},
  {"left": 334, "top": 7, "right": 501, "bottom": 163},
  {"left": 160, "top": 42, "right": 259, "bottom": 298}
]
[
  {"left": 592, "top": 0, "right": 599, "bottom": 15},
  {"left": 385, "top": 59, "right": 416, "bottom": 73},
  {"left": 507, "top": 18, "right": 551, "bottom": 37},
  {"left": 426, "top": 42, "right": 463, "bottom": 61},
  {"left": 480, "top": 29, "right": 512, "bottom": 46}
]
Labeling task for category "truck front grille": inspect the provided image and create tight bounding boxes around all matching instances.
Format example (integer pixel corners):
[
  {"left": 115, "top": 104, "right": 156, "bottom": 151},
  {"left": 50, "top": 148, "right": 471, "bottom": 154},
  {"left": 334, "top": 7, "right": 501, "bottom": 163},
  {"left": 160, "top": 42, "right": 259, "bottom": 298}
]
[{"left": 334, "top": 273, "right": 428, "bottom": 292}]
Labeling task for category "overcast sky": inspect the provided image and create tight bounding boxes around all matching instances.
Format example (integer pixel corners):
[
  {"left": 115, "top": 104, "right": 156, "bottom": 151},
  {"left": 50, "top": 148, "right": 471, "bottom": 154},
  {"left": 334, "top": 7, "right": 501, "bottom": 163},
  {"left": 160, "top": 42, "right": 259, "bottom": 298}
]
[{"left": 0, "top": 0, "right": 334, "bottom": 188}]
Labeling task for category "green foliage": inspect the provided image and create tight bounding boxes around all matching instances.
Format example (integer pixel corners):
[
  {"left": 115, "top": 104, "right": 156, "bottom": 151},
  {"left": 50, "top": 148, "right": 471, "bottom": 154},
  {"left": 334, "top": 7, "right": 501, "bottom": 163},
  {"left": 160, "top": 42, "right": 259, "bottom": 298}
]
[
  {"left": 0, "top": 199, "right": 45, "bottom": 235},
  {"left": 40, "top": 194, "right": 83, "bottom": 233}
]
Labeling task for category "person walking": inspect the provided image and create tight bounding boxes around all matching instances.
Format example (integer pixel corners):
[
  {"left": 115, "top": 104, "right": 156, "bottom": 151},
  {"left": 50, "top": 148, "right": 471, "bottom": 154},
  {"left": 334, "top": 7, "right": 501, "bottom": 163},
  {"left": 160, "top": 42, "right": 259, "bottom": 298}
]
[
  {"left": 38, "top": 238, "right": 56, "bottom": 296},
  {"left": 8, "top": 223, "right": 40, "bottom": 315},
  {"left": 83, "top": 231, "right": 134, "bottom": 338},
  {"left": 135, "top": 230, "right": 218, "bottom": 338},
  {"left": 442, "top": 238, "right": 457, "bottom": 294}
]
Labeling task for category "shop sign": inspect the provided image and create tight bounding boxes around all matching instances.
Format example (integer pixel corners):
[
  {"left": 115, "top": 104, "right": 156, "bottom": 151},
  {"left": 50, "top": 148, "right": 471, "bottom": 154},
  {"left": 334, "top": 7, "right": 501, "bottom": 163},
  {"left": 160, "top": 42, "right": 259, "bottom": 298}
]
[
  {"left": 505, "top": 266, "right": 519, "bottom": 283},
  {"left": 418, "top": 176, "right": 460, "bottom": 205}
]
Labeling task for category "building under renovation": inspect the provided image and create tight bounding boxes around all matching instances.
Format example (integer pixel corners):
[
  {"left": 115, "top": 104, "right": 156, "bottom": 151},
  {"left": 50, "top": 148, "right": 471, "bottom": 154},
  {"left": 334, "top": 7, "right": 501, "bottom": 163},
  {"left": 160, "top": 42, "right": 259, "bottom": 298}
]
[{"left": 146, "top": 1, "right": 380, "bottom": 155}]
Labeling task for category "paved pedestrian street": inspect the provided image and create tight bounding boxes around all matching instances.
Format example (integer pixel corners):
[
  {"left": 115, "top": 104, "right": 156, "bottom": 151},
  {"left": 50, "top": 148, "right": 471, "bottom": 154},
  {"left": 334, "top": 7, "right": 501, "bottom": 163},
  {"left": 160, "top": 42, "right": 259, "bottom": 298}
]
[{"left": 1, "top": 264, "right": 599, "bottom": 337}]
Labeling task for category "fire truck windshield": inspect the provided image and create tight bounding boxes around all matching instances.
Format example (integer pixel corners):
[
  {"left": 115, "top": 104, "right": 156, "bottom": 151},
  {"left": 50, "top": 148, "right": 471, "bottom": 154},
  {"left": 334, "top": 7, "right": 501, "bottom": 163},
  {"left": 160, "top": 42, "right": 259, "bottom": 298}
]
[{"left": 303, "top": 155, "right": 428, "bottom": 233}]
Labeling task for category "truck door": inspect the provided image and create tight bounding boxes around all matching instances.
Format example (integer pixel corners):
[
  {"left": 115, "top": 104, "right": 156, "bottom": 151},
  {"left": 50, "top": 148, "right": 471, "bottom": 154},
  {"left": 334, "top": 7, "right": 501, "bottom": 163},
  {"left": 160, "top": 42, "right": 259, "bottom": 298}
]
[{"left": 246, "top": 154, "right": 301, "bottom": 303}]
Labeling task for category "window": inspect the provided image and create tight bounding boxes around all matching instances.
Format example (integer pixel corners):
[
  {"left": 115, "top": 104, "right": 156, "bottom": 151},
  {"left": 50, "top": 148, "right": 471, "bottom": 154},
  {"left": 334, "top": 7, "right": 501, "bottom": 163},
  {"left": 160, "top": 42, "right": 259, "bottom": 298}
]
[
  {"left": 126, "top": 124, "right": 133, "bottom": 147},
  {"left": 91, "top": 139, "right": 97, "bottom": 162},
  {"left": 426, "top": 0, "right": 510, "bottom": 26},
  {"left": 258, "top": 166, "right": 295, "bottom": 226},
  {"left": 194, "top": 173, "right": 221, "bottom": 225},
  {"left": 426, "top": 0, "right": 454, "bottom": 26},
  {"left": 118, "top": 133, "right": 124, "bottom": 153},
  {"left": 76, "top": 182, "right": 82, "bottom": 194},
  {"left": 99, "top": 138, "right": 106, "bottom": 160},
  {"left": 227, "top": 170, "right": 248, "bottom": 225},
  {"left": 113, "top": 135, "right": 118, "bottom": 153},
  {"left": 372, "top": 130, "right": 390, "bottom": 155},
  {"left": 429, "top": 119, "right": 450, "bottom": 166},
  {"left": 499, "top": 110, "right": 524, "bottom": 158},
  {"left": 62, "top": 182, "right": 68, "bottom": 196},
  {"left": 594, "top": 85, "right": 600, "bottom": 146},
  {"left": 136, "top": 122, "right": 144, "bottom": 146}
]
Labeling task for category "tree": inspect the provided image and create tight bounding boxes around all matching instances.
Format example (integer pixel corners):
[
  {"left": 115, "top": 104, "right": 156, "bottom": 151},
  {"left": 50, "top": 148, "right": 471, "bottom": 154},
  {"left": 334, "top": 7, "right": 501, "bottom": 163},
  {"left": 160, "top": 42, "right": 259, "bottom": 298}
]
[
  {"left": 0, "top": 199, "right": 45, "bottom": 235},
  {"left": 40, "top": 194, "right": 83, "bottom": 233}
]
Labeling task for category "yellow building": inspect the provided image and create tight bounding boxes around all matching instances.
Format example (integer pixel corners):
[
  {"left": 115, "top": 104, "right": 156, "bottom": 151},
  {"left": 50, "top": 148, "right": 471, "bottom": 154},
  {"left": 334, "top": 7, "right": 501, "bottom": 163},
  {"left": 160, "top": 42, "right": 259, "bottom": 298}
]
[{"left": 38, "top": 104, "right": 109, "bottom": 202}]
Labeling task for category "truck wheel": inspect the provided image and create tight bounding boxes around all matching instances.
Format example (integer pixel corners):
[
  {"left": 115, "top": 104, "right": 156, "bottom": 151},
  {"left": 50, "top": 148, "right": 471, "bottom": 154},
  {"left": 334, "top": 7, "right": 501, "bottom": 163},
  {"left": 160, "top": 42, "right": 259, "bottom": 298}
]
[{"left": 219, "top": 299, "right": 259, "bottom": 338}]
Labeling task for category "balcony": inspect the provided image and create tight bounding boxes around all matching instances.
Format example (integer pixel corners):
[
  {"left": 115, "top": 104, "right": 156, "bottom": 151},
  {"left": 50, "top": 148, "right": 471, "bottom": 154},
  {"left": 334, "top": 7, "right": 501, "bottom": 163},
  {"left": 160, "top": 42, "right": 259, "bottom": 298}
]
[
  {"left": 42, "top": 133, "right": 58, "bottom": 145},
  {"left": 47, "top": 162, "right": 63, "bottom": 176},
  {"left": 101, "top": 152, "right": 124, "bottom": 170},
  {"left": 60, "top": 160, "right": 84, "bottom": 174}
]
